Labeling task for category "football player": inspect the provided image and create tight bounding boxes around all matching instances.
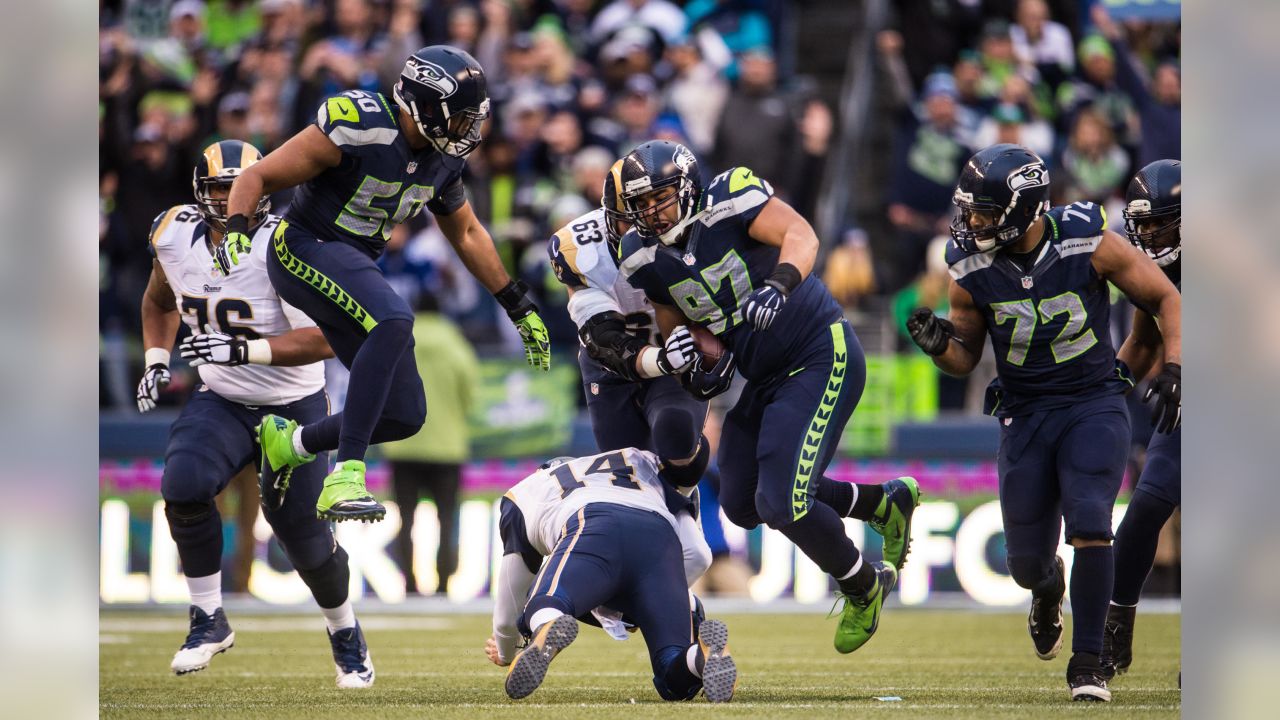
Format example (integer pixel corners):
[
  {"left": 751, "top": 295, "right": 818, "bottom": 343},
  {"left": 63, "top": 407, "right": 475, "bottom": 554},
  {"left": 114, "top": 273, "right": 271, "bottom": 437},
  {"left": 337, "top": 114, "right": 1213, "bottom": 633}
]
[
  {"left": 138, "top": 140, "right": 374, "bottom": 687},
  {"left": 485, "top": 447, "right": 735, "bottom": 703},
  {"left": 1102, "top": 159, "right": 1182, "bottom": 677},
  {"left": 615, "top": 140, "right": 920, "bottom": 656},
  {"left": 907, "top": 144, "right": 1182, "bottom": 701},
  {"left": 220, "top": 45, "right": 551, "bottom": 522},
  {"left": 547, "top": 157, "right": 706, "bottom": 475}
]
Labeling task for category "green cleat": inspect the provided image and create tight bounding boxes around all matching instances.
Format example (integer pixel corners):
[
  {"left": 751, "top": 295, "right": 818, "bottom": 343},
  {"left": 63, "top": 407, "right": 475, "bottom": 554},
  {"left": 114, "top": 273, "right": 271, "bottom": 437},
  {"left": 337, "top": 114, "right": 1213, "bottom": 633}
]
[
  {"left": 257, "top": 414, "right": 316, "bottom": 511},
  {"left": 832, "top": 562, "right": 897, "bottom": 654},
  {"left": 867, "top": 476, "right": 921, "bottom": 571},
  {"left": 316, "top": 460, "right": 385, "bottom": 522}
]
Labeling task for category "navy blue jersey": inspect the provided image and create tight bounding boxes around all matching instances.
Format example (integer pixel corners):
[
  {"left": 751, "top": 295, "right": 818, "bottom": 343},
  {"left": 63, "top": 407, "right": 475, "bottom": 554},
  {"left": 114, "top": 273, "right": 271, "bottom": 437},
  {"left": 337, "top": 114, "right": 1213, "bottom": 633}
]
[
  {"left": 619, "top": 166, "right": 843, "bottom": 382},
  {"left": 285, "top": 90, "right": 468, "bottom": 258},
  {"left": 948, "top": 201, "right": 1130, "bottom": 417}
]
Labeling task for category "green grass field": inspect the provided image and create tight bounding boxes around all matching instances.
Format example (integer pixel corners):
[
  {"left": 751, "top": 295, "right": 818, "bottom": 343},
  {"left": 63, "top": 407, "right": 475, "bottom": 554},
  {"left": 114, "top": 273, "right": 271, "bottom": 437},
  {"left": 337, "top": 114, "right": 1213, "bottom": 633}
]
[{"left": 101, "top": 609, "right": 1180, "bottom": 719}]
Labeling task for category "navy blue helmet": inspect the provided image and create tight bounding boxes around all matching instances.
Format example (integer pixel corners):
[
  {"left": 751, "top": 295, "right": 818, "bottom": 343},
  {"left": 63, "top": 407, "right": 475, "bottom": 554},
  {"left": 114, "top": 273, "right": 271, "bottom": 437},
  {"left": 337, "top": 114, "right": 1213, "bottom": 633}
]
[
  {"left": 193, "top": 139, "right": 270, "bottom": 233},
  {"left": 950, "top": 144, "right": 1052, "bottom": 254},
  {"left": 393, "top": 45, "right": 490, "bottom": 158},
  {"left": 1123, "top": 159, "right": 1181, "bottom": 267},
  {"left": 617, "top": 140, "right": 702, "bottom": 246}
]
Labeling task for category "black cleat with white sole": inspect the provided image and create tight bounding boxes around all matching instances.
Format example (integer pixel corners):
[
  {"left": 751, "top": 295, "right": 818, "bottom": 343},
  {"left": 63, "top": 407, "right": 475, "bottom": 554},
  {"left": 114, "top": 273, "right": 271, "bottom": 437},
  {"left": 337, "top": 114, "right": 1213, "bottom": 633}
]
[
  {"left": 1068, "top": 652, "right": 1113, "bottom": 702},
  {"left": 1100, "top": 602, "right": 1136, "bottom": 679},
  {"left": 1028, "top": 556, "right": 1065, "bottom": 660}
]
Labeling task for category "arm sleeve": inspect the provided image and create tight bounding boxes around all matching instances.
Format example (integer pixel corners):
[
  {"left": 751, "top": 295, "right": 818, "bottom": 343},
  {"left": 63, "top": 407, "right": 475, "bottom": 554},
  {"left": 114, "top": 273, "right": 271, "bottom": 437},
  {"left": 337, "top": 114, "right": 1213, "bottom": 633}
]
[
  {"left": 566, "top": 287, "right": 622, "bottom": 328},
  {"left": 492, "top": 552, "right": 537, "bottom": 664},
  {"left": 675, "top": 509, "right": 713, "bottom": 587},
  {"left": 499, "top": 497, "right": 543, "bottom": 573}
]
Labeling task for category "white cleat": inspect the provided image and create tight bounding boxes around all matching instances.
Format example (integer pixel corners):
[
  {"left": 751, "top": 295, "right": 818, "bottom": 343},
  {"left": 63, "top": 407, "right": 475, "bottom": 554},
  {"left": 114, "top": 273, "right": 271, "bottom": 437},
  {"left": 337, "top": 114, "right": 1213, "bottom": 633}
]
[{"left": 171, "top": 606, "right": 235, "bottom": 675}]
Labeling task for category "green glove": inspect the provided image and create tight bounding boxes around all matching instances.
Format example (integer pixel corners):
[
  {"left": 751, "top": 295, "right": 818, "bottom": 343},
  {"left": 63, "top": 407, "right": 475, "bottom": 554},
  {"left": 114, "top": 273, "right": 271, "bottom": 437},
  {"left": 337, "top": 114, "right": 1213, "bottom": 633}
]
[
  {"left": 212, "top": 214, "right": 252, "bottom": 276},
  {"left": 496, "top": 280, "right": 551, "bottom": 371}
]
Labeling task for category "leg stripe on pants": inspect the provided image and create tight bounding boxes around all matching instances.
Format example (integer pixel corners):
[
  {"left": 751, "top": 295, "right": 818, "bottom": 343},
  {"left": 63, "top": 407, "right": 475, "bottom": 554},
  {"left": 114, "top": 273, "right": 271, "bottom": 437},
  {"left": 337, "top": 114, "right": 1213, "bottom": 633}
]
[
  {"left": 792, "top": 322, "right": 848, "bottom": 522},
  {"left": 546, "top": 508, "right": 587, "bottom": 596},
  {"left": 272, "top": 221, "right": 377, "bottom": 332}
]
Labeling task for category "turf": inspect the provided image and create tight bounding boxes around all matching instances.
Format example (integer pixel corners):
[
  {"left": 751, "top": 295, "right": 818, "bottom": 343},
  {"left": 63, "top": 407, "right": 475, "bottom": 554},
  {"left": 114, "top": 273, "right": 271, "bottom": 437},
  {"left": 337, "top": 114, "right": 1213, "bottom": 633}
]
[{"left": 100, "top": 609, "right": 1180, "bottom": 719}]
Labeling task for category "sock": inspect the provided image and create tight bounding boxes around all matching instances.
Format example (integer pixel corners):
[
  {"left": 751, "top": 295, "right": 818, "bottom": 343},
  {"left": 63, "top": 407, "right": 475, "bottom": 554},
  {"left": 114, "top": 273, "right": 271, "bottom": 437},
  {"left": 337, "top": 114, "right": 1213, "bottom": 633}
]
[
  {"left": 837, "top": 553, "right": 876, "bottom": 595},
  {"left": 187, "top": 571, "right": 222, "bottom": 615},
  {"left": 301, "top": 415, "right": 342, "bottom": 455},
  {"left": 778, "top": 504, "right": 870, "bottom": 592},
  {"left": 849, "top": 484, "right": 885, "bottom": 520},
  {"left": 320, "top": 599, "right": 357, "bottom": 633},
  {"left": 1069, "top": 545, "right": 1114, "bottom": 656},
  {"left": 529, "top": 607, "right": 565, "bottom": 632},
  {"left": 336, "top": 319, "right": 413, "bottom": 461},
  {"left": 1112, "top": 491, "right": 1177, "bottom": 606},
  {"left": 685, "top": 644, "right": 702, "bottom": 678},
  {"left": 815, "top": 477, "right": 854, "bottom": 516},
  {"left": 293, "top": 426, "right": 313, "bottom": 457}
]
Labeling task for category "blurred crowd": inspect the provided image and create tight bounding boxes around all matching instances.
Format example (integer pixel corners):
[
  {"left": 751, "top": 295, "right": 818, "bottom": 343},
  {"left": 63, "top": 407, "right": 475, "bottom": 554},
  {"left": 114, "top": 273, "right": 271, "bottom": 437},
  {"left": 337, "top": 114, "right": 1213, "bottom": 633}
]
[{"left": 99, "top": 1, "right": 1179, "bottom": 416}]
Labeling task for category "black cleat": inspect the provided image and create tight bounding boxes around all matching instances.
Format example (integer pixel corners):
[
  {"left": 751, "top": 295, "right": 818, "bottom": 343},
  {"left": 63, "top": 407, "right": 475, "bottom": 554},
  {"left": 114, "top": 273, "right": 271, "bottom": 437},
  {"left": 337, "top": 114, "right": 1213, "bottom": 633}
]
[
  {"left": 505, "top": 614, "right": 578, "bottom": 700},
  {"left": 1028, "top": 556, "right": 1065, "bottom": 660},
  {"left": 1068, "top": 652, "right": 1113, "bottom": 702},
  {"left": 1101, "top": 603, "right": 1136, "bottom": 678}
]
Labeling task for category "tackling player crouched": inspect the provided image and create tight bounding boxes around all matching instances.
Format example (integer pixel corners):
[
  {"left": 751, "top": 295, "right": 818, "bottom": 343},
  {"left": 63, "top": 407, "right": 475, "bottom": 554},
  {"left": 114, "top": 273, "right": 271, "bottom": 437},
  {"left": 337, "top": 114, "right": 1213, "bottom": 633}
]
[
  {"left": 138, "top": 140, "right": 374, "bottom": 688},
  {"left": 547, "top": 158, "right": 707, "bottom": 465},
  {"left": 485, "top": 447, "right": 735, "bottom": 703}
]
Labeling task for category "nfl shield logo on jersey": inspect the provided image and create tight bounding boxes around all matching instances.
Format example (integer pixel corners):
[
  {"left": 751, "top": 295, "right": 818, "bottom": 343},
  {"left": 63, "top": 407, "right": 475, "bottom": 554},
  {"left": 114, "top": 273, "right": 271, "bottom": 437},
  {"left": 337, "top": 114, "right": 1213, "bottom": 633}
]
[
  {"left": 590, "top": 383, "right": 599, "bottom": 395},
  {"left": 1021, "top": 276, "right": 1034, "bottom": 289},
  {"left": 406, "top": 161, "right": 418, "bottom": 173}
]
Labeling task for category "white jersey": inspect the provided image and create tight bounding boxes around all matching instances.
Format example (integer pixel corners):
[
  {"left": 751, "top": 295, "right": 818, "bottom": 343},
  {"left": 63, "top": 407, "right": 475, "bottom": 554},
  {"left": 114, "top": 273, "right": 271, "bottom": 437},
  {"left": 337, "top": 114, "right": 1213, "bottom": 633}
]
[
  {"left": 550, "top": 208, "right": 658, "bottom": 345},
  {"left": 149, "top": 205, "right": 325, "bottom": 405},
  {"left": 505, "top": 447, "right": 686, "bottom": 555}
]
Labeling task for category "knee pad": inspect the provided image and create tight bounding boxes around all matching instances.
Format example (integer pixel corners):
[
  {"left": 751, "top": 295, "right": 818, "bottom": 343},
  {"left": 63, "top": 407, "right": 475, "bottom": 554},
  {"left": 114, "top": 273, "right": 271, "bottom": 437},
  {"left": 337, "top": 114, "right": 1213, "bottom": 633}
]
[
  {"left": 164, "top": 500, "right": 216, "bottom": 527},
  {"left": 296, "top": 544, "right": 350, "bottom": 609},
  {"left": 659, "top": 435, "right": 709, "bottom": 489},
  {"left": 1006, "top": 554, "right": 1056, "bottom": 590},
  {"left": 161, "top": 452, "right": 220, "bottom": 506},
  {"left": 273, "top": 519, "right": 338, "bottom": 572},
  {"left": 717, "top": 485, "right": 759, "bottom": 529},
  {"left": 754, "top": 489, "right": 795, "bottom": 530},
  {"left": 652, "top": 408, "right": 699, "bottom": 461}
]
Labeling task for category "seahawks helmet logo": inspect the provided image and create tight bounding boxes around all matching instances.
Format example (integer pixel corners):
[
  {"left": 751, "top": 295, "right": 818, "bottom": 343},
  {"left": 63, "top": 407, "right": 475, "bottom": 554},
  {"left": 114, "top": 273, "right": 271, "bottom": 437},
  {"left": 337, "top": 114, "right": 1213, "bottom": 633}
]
[
  {"left": 403, "top": 57, "right": 458, "bottom": 98},
  {"left": 1007, "top": 163, "right": 1048, "bottom": 192},
  {"left": 673, "top": 145, "right": 696, "bottom": 174}
]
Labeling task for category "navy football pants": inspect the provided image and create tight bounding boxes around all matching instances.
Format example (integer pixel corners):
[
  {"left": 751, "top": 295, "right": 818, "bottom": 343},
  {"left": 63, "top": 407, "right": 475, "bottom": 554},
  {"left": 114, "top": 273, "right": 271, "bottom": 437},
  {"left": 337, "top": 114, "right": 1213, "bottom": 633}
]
[
  {"left": 266, "top": 220, "right": 425, "bottom": 461},
  {"left": 161, "top": 388, "right": 336, "bottom": 577},
  {"left": 1112, "top": 424, "right": 1180, "bottom": 605},
  {"left": 579, "top": 349, "right": 707, "bottom": 459},
  {"left": 521, "top": 504, "right": 703, "bottom": 701}
]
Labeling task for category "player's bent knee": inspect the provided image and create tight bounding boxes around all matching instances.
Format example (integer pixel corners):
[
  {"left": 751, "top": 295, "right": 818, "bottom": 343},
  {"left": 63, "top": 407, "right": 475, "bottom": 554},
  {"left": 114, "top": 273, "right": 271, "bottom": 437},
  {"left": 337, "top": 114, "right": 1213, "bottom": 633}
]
[
  {"left": 718, "top": 489, "right": 760, "bottom": 529},
  {"left": 164, "top": 500, "right": 216, "bottom": 527},
  {"left": 651, "top": 407, "right": 700, "bottom": 461},
  {"left": 271, "top": 521, "right": 338, "bottom": 572},
  {"left": 1006, "top": 554, "right": 1056, "bottom": 590},
  {"left": 295, "top": 545, "right": 351, "bottom": 609},
  {"left": 160, "top": 452, "right": 221, "bottom": 505},
  {"left": 754, "top": 491, "right": 795, "bottom": 530}
]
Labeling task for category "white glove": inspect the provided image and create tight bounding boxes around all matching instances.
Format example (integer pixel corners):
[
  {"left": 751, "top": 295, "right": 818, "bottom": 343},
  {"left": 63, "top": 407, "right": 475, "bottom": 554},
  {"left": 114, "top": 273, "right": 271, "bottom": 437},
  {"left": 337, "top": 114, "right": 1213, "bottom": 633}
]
[
  {"left": 180, "top": 330, "right": 250, "bottom": 367},
  {"left": 136, "top": 362, "right": 171, "bottom": 413},
  {"left": 656, "top": 325, "right": 698, "bottom": 375}
]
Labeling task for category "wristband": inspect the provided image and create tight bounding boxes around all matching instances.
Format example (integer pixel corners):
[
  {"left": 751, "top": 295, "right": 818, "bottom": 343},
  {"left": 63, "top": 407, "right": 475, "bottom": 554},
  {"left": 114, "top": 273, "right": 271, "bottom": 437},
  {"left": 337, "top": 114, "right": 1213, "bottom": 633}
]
[
  {"left": 246, "top": 338, "right": 273, "bottom": 365},
  {"left": 766, "top": 262, "right": 802, "bottom": 296},
  {"left": 636, "top": 346, "right": 663, "bottom": 379},
  {"left": 145, "top": 348, "right": 171, "bottom": 368},
  {"left": 494, "top": 280, "right": 531, "bottom": 313},
  {"left": 226, "top": 213, "right": 249, "bottom": 236}
]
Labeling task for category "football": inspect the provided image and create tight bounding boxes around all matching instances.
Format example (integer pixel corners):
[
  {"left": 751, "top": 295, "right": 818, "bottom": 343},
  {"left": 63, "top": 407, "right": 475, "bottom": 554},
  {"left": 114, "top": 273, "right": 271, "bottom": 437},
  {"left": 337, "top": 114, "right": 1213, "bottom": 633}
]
[{"left": 688, "top": 324, "right": 724, "bottom": 365}]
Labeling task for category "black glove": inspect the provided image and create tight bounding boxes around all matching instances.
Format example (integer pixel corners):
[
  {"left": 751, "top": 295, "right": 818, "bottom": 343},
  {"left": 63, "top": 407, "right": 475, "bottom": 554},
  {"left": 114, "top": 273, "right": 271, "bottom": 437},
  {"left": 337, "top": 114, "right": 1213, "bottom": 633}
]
[
  {"left": 681, "top": 350, "right": 736, "bottom": 400},
  {"left": 1143, "top": 362, "right": 1181, "bottom": 433},
  {"left": 906, "top": 307, "right": 955, "bottom": 356}
]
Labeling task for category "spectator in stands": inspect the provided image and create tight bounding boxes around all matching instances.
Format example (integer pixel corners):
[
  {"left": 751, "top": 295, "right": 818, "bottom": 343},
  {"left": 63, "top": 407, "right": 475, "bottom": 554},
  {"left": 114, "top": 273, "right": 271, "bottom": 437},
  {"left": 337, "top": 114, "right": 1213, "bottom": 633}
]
[
  {"left": 205, "top": 0, "right": 262, "bottom": 54},
  {"left": 664, "top": 35, "right": 729, "bottom": 155},
  {"left": 885, "top": 71, "right": 971, "bottom": 290},
  {"left": 570, "top": 146, "right": 616, "bottom": 208},
  {"left": 684, "top": 0, "right": 773, "bottom": 81},
  {"left": 973, "top": 102, "right": 1054, "bottom": 162},
  {"left": 1091, "top": 5, "right": 1180, "bottom": 166},
  {"left": 256, "top": 0, "right": 306, "bottom": 47},
  {"left": 710, "top": 47, "right": 796, "bottom": 191},
  {"left": 1056, "top": 34, "right": 1139, "bottom": 153},
  {"left": 884, "top": 0, "right": 983, "bottom": 90},
  {"left": 1011, "top": 0, "right": 1075, "bottom": 88},
  {"left": 591, "top": 0, "right": 688, "bottom": 46},
  {"left": 1056, "top": 109, "right": 1128, "bottom": 205},
  {"left": 297, "top": 0, "right": 383, "bottom": 103},
  {"left": 382, "top": 293, "right": 479, "bottom": 597},
  {"left": 608, "top": 74, "right": 665, "bottom": 156}
]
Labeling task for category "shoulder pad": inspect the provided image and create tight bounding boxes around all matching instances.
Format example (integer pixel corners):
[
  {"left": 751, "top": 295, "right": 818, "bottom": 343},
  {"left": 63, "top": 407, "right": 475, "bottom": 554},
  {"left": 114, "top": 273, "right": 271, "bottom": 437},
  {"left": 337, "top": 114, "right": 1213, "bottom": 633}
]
[
  {"left": 548, "top": 227, "right": 587, "bottom": 290},
  {"left": 1047, "top": 201, "right": 1108, "bottom": 241},
  {"left": 148, "top": 205, "right": 200, "bottom": 252},
  {"left": 548, "top": 209, "right": 611, "bottom": 289},
  {"left": 700, "top": 166, "right": 774, "bottom": 228},
  {"left": 315, "top": 90, "right": 400, "bottom": 149}
]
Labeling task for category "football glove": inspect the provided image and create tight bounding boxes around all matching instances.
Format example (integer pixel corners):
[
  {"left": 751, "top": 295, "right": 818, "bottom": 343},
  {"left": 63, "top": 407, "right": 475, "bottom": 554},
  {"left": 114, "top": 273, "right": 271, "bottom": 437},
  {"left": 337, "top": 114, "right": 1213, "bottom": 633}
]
[
  {"left": 656, "top": 325, "right": 697, "bottom": 375},
  {"left": 906, "top": 307, "right": 954, "bottom": 356},
  {"left": 496, "top": 280, "right": 551, "bottom": 371},
  {"left": 136, "top": 362, "right": 171, "bottom": 413},
  {"left": 211, "top": 214, "right": 252, "bottom": 276},
  {"left": 180, "top": 330, "right": 249, "bottom": 367},
  {"left": 681, "top": 350, "right": 736, "bottom": 400},
  {"left": 1143, "top": 362, "right": 1181, "bottom": 434},
  {"left": 742, "top": 285, "right": 786, "bottom": 331}
]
